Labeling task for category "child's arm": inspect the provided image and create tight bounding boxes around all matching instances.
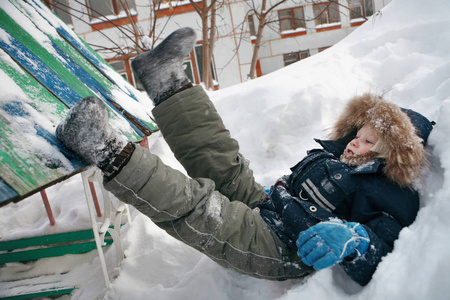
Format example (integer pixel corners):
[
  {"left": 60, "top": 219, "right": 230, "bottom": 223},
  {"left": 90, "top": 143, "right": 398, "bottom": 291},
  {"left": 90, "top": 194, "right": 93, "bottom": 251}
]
[{"left": 341, "top": 185, "right": 420, "bottom": 285}]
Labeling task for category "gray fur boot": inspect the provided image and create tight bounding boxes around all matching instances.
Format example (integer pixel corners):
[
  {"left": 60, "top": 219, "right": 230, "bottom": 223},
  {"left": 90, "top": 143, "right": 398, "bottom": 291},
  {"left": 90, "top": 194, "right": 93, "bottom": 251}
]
[
  {"left": 56, "top": 97, "right": 134, "bottom": 179},
  {"left": 132, "top": 27, "right": 196, "bottom": 106}
]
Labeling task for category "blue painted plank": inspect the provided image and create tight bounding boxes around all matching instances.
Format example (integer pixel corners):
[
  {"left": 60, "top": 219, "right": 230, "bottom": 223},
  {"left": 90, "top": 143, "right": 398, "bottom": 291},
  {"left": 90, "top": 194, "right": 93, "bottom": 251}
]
[
  {"left": 0, "top": 1, "right": 147, "bottom": 204},
  {"left": 43, "top": 39, "right": 147, "bottom": 137},
  {"left": 27, "top": 0, "right": 142, "bottom": 103},
  {"left": 0, "top": 22, "right": 144, "bottom": 137},
  {"left": 1, "top": 101, "right": 86, "bottom": 170},
  {"left": 24, "top": 0, "right": 158, "bottom": 133},
  {"left": 0, "top": 178, "right": 18, "bottom": 205},
  {"left": 0, "top": 25, "right": 81, "bottom": 107}
]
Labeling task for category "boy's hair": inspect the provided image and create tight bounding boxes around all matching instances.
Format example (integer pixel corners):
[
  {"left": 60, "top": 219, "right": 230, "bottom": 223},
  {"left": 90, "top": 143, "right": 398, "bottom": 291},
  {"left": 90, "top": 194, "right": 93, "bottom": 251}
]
[
  {"left": 330, "top": 93, "right": 432, "bottom": 187},
  {"left": 370, "top": 135, "right": 387, "bottom": 157}
]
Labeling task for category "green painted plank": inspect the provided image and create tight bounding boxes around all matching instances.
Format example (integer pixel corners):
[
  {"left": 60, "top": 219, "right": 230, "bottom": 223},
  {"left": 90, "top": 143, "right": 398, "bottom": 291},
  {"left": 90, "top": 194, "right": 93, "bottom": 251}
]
[
  {"left": 0, "top": 8, "right": 94, "bottom": 99},
  {"left": 0, "top": 0, "right": 152, "bottom": 204},
  {"left": 0, "top": 48, "right": 141, "bottom": 142},
  {"left": 0, "top": 286, "right": 75, "bottom": 300},
  {"left": 0, "top": 55, "right": 138, "bottom": 202},
  {"left": 8, "top": 0, "right": 158, "bottom": 134},
  {"left": 0, "top": 50, "right": 68, "bottom": 122},
  {"left": 0, "top": 228, "right": 116, "bottom": 251},
  {"left": 0, "top": 24, "right": 82, "bottom": 108},
  {"left": 0, "top": 56, "right": 87, "bottom": 202},
  {"left": 0, "top": 5, "right": 143, "bottom": 141},
  {"left": 0, "top": 58, "right": 86, "bottom": 199},
  {"left": 16, "top": 8, "right": 115, "bottom": 95},
  {"left": 0, "top": 114, "right": 68, "bottom": 197},
  {"left": 24, "top": 0, "right": 158, "bottom": 132},
  {"left": 0, "top": 239, "right": 114, "bottom": 264}
]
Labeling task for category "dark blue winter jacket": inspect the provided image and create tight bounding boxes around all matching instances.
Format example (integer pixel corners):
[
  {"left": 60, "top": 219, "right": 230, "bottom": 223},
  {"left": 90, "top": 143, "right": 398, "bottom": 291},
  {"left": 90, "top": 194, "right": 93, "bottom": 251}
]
[{"left": 258, "top": 138, "right": 420, "bottom": 286}]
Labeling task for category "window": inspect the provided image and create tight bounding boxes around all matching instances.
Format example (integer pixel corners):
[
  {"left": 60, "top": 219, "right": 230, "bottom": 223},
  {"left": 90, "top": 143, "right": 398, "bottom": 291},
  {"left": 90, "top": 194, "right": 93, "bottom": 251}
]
[
  {"left": 313, "top": 1, "right": 340, "bottom": 27},
  {"left": 194, "top": 44, "right": 217, "bottom": 83},
  {"left": 183, "top": 61, "right": 195, "bottom": 83},
  {"left": 110, "top": 60, "right": 128, "bottom": 81},
  {"left": 155, "top": 0, "right": 202, "bottom": 18},
  {"left": 109, "top": 59, "right": 143, "bottom": 89},
  {"left": 87, "top": 0, "right": 136, "bottom": 21},
  {"left": 349, "top": 0, "right": 374, "bottom": 20},
  {"left": 48, "top": 0, "right": 73, "bottom": 26},
  {"left": 284, "top": 50, "right": 310, "bottom": 66},
  {"left": 248, "top": 14, "right": 257, "bottom": 37},
  {"left": 278, "top": 7, "right": 305, "bottom": 32},
  {"left": 318, "top": 46, "right": 330, "bottom": 52}
]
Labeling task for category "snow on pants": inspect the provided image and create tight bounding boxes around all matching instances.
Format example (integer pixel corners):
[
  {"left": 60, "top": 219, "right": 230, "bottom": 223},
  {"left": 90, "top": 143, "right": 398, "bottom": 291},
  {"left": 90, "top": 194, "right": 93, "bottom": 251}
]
[{"left": 104, "top": 86, "right": 312, "bottom": 280}]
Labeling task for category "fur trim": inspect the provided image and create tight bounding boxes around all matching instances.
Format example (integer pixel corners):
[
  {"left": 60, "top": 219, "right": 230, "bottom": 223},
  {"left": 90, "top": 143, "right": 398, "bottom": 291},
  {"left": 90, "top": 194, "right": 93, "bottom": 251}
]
[
  {"left": 330, "top": 93, "right": 426, "bottom": 187},
  {"left": 340, "top": 151, "right": 379, "bottom": 167}
]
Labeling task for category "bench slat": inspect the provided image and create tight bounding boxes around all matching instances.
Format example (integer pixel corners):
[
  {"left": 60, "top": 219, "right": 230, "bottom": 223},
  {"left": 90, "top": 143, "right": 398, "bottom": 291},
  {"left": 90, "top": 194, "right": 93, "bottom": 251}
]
[
  {"left": 0, "top": 228, "right": 109, "bottom": 251},
  {"left": 0, "top": 239, "right": 113, "bottom": 264}
]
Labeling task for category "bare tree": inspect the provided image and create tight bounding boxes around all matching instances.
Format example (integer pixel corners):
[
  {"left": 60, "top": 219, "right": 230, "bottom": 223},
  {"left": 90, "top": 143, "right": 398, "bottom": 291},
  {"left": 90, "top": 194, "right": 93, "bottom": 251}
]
[
  {"left": 48, "top": 0, "right": 174, "bottom": 58},
  {"left": 246, "top": 0, "right": 289, "bottom": 79},
  {"left": 189, "top": 0, "right": 224, "bottom": 90},
  {"left": 49, "top": 0, "right": 228, "bottom": 89},
  {"left": 246, "top": 0, "right": 373, "bottom": 80}
]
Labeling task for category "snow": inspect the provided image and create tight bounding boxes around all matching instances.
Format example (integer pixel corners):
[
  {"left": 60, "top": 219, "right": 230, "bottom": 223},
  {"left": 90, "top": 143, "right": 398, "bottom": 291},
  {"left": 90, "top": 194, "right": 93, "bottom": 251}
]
[
  {"left": 1, "top": 0, "right": 450, "bottom": 299},
  {"left": 0, "top": 1, "right": 59, "bottom": 57}
]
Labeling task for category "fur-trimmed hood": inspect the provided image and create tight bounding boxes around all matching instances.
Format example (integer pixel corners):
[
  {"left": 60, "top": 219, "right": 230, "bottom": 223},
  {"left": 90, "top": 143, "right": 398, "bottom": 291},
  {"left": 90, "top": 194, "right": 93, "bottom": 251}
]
[{"left": 329, "top": 93, "right": 433, "bottom": 187}]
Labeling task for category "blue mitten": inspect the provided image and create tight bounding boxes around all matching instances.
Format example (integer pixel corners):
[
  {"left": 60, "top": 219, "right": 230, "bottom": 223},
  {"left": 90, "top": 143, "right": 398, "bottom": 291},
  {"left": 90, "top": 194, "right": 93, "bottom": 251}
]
[{"left": 296, "top": 220, "right": 370, "bottom": 270}]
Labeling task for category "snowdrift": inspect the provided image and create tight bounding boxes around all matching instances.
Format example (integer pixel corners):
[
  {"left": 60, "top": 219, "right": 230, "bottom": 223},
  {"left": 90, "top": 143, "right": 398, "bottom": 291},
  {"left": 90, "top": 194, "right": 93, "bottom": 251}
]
[{"left": 1, "top": 0, "right": 449, "bottom": 299}]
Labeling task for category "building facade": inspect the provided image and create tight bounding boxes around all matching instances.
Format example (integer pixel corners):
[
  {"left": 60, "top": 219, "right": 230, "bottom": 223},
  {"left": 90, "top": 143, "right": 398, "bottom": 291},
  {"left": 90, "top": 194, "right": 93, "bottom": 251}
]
[{"left": 46, "top": 0, "right": 391, "bottom": 89}]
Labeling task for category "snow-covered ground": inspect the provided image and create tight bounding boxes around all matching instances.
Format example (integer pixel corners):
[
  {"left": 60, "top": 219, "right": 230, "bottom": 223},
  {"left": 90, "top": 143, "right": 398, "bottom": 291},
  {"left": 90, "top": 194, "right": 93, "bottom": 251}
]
[{"left": 1, "top": 0, "right": 450, "bottom": 299}]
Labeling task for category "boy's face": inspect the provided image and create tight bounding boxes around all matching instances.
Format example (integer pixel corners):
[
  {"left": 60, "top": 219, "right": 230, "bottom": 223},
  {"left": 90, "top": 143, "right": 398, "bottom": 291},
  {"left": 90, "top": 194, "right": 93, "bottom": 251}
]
[{"left": 345, "top": 125, "right": 379, "bottom": 155}]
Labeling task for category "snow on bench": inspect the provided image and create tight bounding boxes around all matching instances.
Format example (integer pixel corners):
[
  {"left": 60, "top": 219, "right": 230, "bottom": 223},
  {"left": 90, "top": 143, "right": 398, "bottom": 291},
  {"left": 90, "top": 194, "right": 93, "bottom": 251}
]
[{"left": 0, "top": 1, "right": 155, "bottom": 298}]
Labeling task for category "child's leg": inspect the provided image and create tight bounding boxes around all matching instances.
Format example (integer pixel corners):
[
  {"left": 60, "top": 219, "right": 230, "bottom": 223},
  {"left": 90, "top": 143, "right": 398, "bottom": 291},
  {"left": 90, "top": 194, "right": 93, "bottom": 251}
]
[
  {"left": 152, "top": 85, "right": 267, "bottom": 208},
  {"left": 55, "top": 93, "right": 311, "bottom": 280},
  {"left": 131, "top": 27, "right": 266, "bottom": 207},
  {"left": 104, "top": 145, "right": 311, "bottom": 280}
]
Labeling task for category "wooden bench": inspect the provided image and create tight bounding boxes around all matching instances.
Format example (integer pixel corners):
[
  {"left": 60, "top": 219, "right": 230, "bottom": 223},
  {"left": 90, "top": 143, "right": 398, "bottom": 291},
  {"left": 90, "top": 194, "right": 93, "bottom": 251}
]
[
  {"left": 0, "top": 167, "right": 132, "bottom": 299},
  {"left": 0, "top": 1, "right": 157, "bottom": 298},
  {"left": 0, "top": 228, "right": 114, "bottom": 299}
]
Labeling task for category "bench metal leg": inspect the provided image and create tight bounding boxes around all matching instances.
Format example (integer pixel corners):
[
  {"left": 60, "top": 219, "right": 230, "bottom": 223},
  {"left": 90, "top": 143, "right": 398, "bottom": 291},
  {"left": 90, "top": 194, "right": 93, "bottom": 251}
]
[
  {"left": 40, "top": 190, "right": 55, "bottom": 226},
  {"left": 81, "top": 168, "right": 130, "bottom": 288}
]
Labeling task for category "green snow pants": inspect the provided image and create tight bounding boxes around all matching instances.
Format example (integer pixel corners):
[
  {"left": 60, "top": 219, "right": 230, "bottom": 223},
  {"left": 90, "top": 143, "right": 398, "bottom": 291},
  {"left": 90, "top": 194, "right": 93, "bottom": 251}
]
[{"left": 104, "top": 86, "right": 312, "bottom": 280}]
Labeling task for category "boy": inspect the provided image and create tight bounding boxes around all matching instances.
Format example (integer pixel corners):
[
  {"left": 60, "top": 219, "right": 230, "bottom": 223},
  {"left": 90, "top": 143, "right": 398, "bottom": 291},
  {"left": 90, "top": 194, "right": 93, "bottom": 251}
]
[{"left": 56, "top": 28, "right": 433, "bottom": 285}]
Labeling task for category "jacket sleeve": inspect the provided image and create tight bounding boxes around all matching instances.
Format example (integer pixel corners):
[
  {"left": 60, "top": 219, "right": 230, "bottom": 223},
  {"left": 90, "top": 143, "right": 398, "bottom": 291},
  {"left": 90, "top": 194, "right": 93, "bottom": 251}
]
[
  {"left": 340, "top": 183, "right": 420, "bottom": 285},
  {"left": 340, "top": 220, "right": 395, "bottom": 285}
]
